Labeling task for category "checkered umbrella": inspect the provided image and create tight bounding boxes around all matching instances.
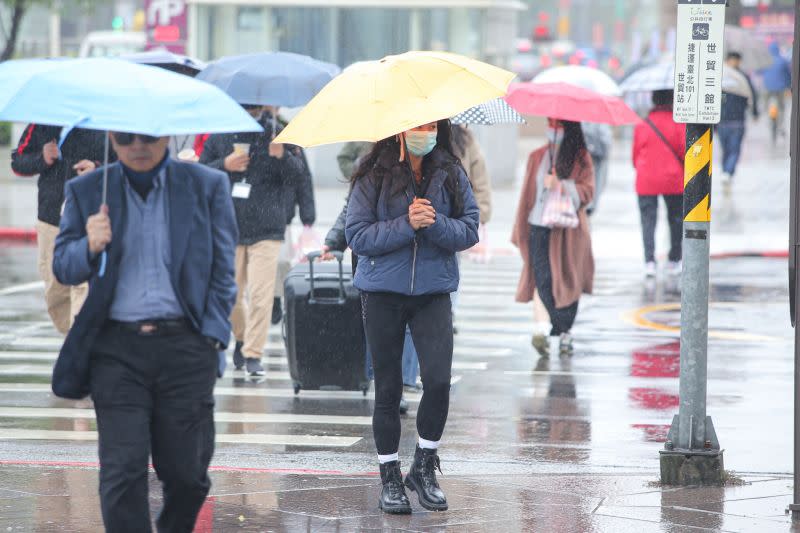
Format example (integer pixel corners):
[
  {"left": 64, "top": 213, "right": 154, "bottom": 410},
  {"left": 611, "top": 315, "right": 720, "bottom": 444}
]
[{"left": 451, "top": 98, "right": 526, "bottom": 125}]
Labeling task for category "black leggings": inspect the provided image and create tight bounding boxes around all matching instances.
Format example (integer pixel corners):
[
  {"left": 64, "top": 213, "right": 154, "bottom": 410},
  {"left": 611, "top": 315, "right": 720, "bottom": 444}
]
[
  {"left": 637, "top": 194, "right": 683, "bottom": 263},
  {"left": 530, "top": 225, "right": 579, "bottom": 336},
  {"left": 361, "top": 291, "right": 453, "bottom": 455}
]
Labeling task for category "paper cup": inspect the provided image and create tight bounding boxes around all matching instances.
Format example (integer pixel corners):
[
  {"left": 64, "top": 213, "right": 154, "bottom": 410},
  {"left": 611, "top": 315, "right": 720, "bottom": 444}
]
[{"left": 233, "top": 143, "right": 250, "bottom": 155}]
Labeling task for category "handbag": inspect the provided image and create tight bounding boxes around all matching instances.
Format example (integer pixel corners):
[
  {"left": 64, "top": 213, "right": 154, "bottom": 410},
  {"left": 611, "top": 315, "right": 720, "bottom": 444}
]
[{"left": 541, "top": 186, "right": 579, "bottom": 229}]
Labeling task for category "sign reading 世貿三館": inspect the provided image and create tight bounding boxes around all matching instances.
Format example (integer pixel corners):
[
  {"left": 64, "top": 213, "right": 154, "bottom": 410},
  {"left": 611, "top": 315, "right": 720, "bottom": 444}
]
[{"left": 673, "top": 0, "right": 726, "bottom": 124}]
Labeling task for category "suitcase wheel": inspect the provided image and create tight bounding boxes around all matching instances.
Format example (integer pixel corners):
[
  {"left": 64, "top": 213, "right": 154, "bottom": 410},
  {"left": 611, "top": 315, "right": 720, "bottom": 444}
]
[
  {"left": 360, "top": 382, "right": 370, "bottom": 396},
  {"left": 293, "top": 383, "right": 301, "bottom": 395}
]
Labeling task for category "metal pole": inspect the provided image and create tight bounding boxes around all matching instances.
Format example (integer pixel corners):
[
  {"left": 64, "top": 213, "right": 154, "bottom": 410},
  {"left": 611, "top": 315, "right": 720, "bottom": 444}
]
[
  {"left": 676, "top": 123, "right": 716, "bottom": 451},
  {"left": 788, "top": 0, "right": 800, "bottom": 520},
  {"left": 660, "top": 123, "right": 722, "bottom": 484}
]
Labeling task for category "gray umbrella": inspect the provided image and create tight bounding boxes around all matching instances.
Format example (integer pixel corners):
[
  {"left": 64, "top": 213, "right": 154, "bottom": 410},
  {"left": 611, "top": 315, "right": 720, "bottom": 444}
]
[
  {"left": 451, "top": 98, "right": 525, "bottom": 126},
  {"left": 620, "top": 60, "right": 753, "bottom": 100},
  {"left": 724, "top": 25, "right": 773, "bottom": 72}
]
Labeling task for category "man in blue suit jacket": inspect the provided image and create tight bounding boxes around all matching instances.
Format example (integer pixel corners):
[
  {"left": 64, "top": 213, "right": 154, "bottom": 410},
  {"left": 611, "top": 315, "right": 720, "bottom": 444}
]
[{"left": 53, "top": 131, "right": 238, "bottom": 533}]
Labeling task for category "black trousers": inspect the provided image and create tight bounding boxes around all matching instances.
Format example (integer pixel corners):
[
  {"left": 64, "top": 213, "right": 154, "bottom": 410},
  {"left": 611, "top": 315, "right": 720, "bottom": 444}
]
[
  {"left": 530, "top": 226, "right": 579, "bottom": 336},
  {"left": 361, "top": 291, "right": 453, "bottom": 455},
  {"left": 89, "top": 324, "right": 217, "bottom": 533},
  {"left": 638, "top": 194, "right": 683, "bottom": 263}
]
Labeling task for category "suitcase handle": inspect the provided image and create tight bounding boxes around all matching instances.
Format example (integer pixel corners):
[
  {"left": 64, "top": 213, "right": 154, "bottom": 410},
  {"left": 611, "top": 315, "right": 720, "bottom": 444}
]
[{"left": 306, "top": 250, "right": 346, "bottom": 304}]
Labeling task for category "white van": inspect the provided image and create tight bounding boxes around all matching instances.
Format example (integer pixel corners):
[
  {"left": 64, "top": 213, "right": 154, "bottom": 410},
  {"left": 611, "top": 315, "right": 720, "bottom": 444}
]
[{"left": 78, "top": 31, "right": 146, "bottom": 58}]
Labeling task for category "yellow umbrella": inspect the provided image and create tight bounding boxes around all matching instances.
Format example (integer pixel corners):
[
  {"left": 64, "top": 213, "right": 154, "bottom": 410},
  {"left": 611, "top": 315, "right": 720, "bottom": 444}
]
[{"left": 273, "top": 51, "right": 516, "bottom": 148}]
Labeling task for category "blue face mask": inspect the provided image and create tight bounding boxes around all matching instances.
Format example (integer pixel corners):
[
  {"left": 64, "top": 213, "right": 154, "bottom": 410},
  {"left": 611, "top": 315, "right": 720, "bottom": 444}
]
[{"left": 405, "top": 130, "right": 437, "bottom": 157}]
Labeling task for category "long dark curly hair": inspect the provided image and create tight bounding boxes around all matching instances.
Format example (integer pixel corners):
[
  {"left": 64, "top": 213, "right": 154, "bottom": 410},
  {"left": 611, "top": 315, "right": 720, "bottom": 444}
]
[
  {"left": 351, "top": 119, "right": 465, "bottom": 216},
  {"left": 552, "top": 120, "right": 588, "bottom": 180}
]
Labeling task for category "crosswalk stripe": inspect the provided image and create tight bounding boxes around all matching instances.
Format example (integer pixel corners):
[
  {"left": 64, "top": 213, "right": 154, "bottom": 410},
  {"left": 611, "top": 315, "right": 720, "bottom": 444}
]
[
  {"left": 0, "top": 365, "right": 469, "bottom": 384},
  {"left": 0, "top": 407, "right": 373, "bottom": 426},
  {"left": 0, "top": 429, "right": 361, "bottom": 447},
  {"left": 0, "top": 365, "right": 50, "bottom": 376},
  {"left": 0, "top": 348, "right": 508, "bottom": 363},
  {"left": 0, "top": 383, "right": 414, "bottom": 402}
]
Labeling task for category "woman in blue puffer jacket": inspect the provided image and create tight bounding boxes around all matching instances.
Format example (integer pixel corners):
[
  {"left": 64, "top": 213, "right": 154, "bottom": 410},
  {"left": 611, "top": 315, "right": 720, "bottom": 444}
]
[{"left": 346, "top": 119, "right": 479, "bottom": 515}]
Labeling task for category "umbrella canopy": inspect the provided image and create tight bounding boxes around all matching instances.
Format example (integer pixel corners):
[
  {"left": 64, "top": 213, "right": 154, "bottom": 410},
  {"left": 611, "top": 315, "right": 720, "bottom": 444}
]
[
  {"left": 532, "top": 65, "right": 622, "bottom": 96},
  {"left": 620, "top": 61, "right": 753, "bottom": 100},
  {"left": 451, "top": 98, "right": 525, "bottom": 126},
  {"left": 274, "top": 51, "right": 515, "bottom": 147},
  {"left": 619, "top": 61, "right": 675, "bottom": 93},
  {"left": 119, "top": 48, "right": 207, "bottom": 76},
  {"left": 724, "top": 25, "right": 773, "bottom": 72},
  {"left": 505, "top": 82, "right": 640, "bottom": 126},
  {"left": 0, "top": 58, "right": 262, "bottom": 136},
  {"left": 197, "top": 51, "right": 340, "bottom": 108},
  {"left": 721, "top": 67, "right": 755, "bottom": 100}
]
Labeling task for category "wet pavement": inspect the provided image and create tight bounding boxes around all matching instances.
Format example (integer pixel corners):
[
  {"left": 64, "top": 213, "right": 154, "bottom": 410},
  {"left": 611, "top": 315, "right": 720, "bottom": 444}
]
[{"left": 0, "top": 126, "right": 797, "bottom": 531}]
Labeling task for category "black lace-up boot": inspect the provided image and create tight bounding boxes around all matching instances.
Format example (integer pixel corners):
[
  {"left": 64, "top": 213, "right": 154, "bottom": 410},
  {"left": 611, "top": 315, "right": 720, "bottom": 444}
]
[
  {"left": 379, "top": 461, "right": 412, "bottom": 514},
  {"left": 405, "top": 445, "right": 448, "bottom": 511}
]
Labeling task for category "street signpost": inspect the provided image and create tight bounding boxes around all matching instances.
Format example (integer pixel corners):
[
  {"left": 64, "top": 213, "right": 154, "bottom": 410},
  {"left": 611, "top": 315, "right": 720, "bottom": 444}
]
[
  {"left": 787, "top": 0, "right": 799, "bottom": 520},
  {"left": 660, "top": 0, "right": 726, "bottom": 486}
]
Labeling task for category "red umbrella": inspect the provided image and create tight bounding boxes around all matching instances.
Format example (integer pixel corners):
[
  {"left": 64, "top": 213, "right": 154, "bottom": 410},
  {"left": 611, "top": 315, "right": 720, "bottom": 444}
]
[{"left": 505, "top": 82, "right": 640, "bottom": 126}]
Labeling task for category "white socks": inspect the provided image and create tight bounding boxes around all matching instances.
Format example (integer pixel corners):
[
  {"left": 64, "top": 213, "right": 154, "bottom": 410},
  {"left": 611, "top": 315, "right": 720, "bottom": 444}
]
[
  {"left": 378, "top": 438, "right": 441, "bottom": 463},
  {"left": 418, "top": 437, "right": 440, "bottom": 450},
  {"left": 378, "top": 453, "right": 399, "bottom": 464}
]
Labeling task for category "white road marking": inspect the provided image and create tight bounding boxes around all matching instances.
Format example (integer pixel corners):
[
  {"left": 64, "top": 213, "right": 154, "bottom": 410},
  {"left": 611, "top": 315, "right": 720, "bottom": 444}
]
[
  {"left": 0, "top": 281, "right": 45, "bottom": 297},
  {"left": 0, "top": 429, "right": 361, "bottom": 447},
  {"left": 504, "top": 370, "right": 620, "bottom": 377},
  {"left": 0, "top": 407, "right": 372, "bottom": 426}
]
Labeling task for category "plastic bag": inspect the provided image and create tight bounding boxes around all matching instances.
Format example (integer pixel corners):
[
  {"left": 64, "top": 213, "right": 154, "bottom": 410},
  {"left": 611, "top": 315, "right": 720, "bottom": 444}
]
[
  {"left": 293, "top": 226, "right": 323, "bottom": 263},
  {"left": 541, "top": 188, "right": 579, "bottom": 229},
  {"left": 466, "top": 224, "right": 491, "bottom": 264}
]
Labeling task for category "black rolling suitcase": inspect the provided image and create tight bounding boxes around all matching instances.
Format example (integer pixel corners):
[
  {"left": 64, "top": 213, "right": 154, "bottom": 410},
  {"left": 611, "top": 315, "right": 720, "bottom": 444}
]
[{"left": 283, "top": 251, "right": 370, "bottom": 395}]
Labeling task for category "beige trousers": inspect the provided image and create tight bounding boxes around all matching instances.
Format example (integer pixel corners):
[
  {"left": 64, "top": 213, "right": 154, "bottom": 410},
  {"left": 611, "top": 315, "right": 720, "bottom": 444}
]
[
  {"left": 231, "top": 239, "right": 282, "bottom": 359},
  {"left": 36, "top": 221, "right": 88, "bottom": 334}
]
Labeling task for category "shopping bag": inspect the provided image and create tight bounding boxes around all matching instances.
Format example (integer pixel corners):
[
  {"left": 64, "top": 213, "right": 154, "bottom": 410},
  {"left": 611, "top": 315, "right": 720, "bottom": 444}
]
[{"left": 541, "top": 188, "right": 579, "bottom": 229}]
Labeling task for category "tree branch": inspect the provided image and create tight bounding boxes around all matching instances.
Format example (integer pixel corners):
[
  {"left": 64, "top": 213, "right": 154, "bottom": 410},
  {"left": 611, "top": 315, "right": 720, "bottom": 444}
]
[{"left": 1, "top": 0, "right": 27, "bottom": 61}]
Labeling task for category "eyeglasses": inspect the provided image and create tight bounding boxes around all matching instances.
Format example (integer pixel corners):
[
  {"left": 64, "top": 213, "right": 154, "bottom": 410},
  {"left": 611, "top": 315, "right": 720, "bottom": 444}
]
[{"left": 112, "top": 132, "right": 161, "bottom": 146}]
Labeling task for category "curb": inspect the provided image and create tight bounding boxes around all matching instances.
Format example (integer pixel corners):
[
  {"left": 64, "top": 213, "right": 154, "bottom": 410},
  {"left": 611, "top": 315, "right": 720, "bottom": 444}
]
[
  {"left": 710, "top": 250, "right": 788, "bottom": 259},
  {"left": 0, "top": 227, "right": 36, "bottom": 243}
]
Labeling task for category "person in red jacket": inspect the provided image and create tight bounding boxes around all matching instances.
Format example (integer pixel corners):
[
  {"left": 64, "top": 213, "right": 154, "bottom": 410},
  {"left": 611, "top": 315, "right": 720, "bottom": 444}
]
[{"left": 632, "top": 90, "right": 686, "bottom": 278}]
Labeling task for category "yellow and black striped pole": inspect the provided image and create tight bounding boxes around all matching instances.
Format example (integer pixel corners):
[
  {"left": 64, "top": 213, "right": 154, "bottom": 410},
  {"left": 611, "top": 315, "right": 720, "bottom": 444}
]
[
  {"left": 661, "top": 0, "right": 726, "bottom": 487},
  {"left": 683, "top": 125, "right": 713, "bottom": 226}
]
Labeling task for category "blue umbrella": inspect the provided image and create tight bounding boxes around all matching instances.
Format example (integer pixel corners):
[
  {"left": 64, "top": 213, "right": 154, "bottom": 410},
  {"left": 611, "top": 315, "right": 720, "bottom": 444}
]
[
  {"left": 196, "top": 51, "right": 340, "bottom": 108},
  {"left": 0, "top": 57, "right": 262, "bottom": 276},
  {"left": 0, "top": 57, "right": 261, "bottom": 136}
]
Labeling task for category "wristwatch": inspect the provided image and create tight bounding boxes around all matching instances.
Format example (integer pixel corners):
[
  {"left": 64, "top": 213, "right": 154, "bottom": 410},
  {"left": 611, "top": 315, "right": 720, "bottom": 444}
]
[{"left": 205, "top": 337, "right": 224, "bottom": 351}]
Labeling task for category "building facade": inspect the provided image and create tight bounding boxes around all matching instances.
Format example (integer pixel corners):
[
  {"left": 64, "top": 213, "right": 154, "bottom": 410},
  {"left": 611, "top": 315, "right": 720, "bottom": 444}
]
[
  {"left": 187, "top": 1, "right": 524, "bottom": 67},
  {"left": 186, "top": 0, "right": 526, "bottom": 185}
]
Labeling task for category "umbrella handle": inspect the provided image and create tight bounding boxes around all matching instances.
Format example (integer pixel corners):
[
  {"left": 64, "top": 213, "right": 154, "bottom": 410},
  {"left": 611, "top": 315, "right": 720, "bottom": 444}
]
[{"left": 99, "top": 251, "right": 107, "bottom": 278}]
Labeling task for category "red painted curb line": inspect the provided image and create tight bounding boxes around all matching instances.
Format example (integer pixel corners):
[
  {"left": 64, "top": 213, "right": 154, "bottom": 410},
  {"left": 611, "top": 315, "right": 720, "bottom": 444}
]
[
  {"left": 0, "top": 227, "right": 36, "bottom": 242},
  {"left": 710, "top": 250, "right": 788, "bottom": 259},
  {"left": 0, "top": 459, "right": 378, "bottom": 477}
]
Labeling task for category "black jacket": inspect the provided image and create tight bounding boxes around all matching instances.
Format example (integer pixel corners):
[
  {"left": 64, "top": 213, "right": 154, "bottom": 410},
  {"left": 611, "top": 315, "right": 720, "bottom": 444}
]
[
  {"left": 199, "top": 117, "right": 305, "bottom": 244},
  {"left": 284, "top": 146, "right": 316, "bottom": 226},
  {"left": 11, "top": 124, "right": 112, "bottom": 227},
  {"left": 325, "top": 193, "right": 349, "bottom": 252}
]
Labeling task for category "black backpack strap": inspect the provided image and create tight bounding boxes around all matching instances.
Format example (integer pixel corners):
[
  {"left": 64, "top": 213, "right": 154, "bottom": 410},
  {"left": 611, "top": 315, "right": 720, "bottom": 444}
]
[{"left": 645, "top": 117, "right": 684, "bottom": 165}]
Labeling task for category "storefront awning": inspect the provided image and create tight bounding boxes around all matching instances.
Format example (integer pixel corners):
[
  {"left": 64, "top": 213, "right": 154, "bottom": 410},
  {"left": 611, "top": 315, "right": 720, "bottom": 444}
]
[{"left": 186, "top": 0, "right": 526, "bottom": 9}]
